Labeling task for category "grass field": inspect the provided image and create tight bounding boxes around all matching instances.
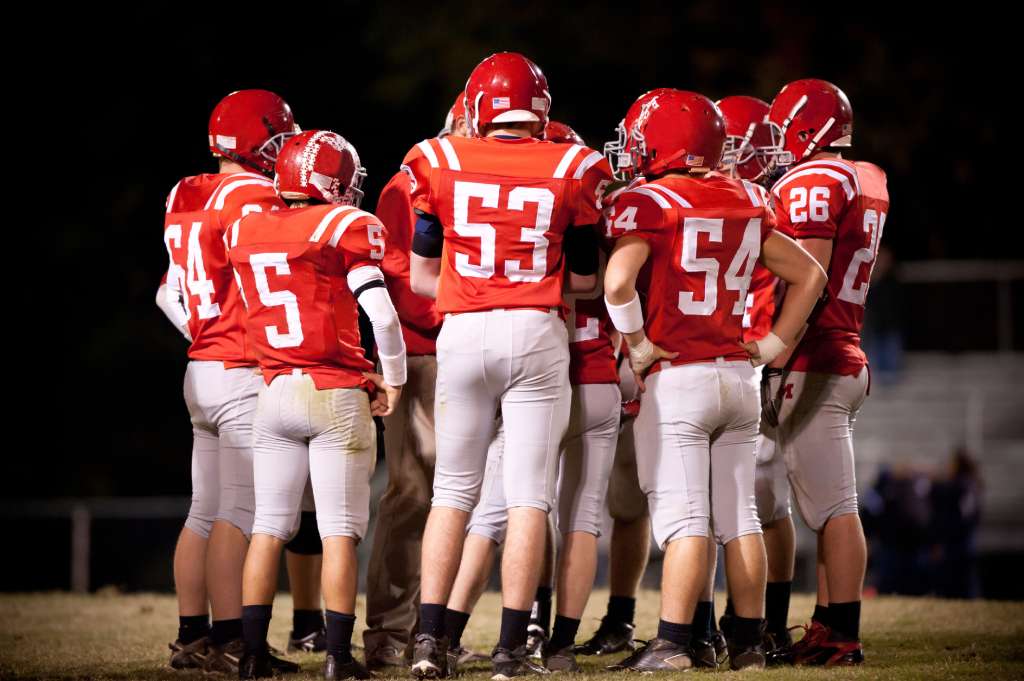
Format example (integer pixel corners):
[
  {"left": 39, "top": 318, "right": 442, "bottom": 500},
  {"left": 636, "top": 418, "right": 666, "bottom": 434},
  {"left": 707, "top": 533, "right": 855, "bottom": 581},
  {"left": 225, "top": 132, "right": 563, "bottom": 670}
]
[{"left": 1, "top": 590, "right": 1022, "bottom": 680}]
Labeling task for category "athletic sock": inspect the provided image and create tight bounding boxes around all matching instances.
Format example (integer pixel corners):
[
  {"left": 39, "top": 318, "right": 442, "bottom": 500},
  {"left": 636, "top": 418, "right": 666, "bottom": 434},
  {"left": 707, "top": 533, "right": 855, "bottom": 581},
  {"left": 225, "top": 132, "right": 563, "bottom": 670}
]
[
  {"left": 692, "top": 601, "right": 714, "bottom": 640},
  {"left": 709, "top": 600, "right": 718, "bottom": 632},
  {"left": 724, "top": 598, "right": 735, "bottom": 617},
  {"left": 548, "top": 615, "right": 581, "bottom": 651},
  {"left": 498, "top": 607, "right": 532, "bottom": 651},
  {"left": 420, "top": 603, "right": 446, "bottom": 639},
  {"left": 606, "top": 596, "right": 636, "bottom": 625},
  {"left": 178, "top": 614, "right": 210, "bottom": 644},
  {"left": 656, "top": 620, "right": 691, "bottom": 648},
  {"left": 811, "top": 604, "right": 830, "bottom": 627},
  {"left": 445, "top": 609, "right": 471, "bottom": 649},
  {"left": 210, "top": 618, "right": 242, "bottom": 646},
  {"left": 241, "top": 605, "right": 273, "bottom": 656},
  {"left": 325, "top": 610, "right": 356, "bottom": 662},
  {"left": 292, "top": 608, "right": 324, "bottom": 638},
  {"left": 532, "top": 586, "right": 553, "bottom": 637},
  {"left": 827, "top": 601, "right": 861, "bottom": 641},
  {"left": 765, "top": 581, "right": 792, "bottom": 636},
  {"left": 732, "top": 616, "right": 765, "bottom": 648}
]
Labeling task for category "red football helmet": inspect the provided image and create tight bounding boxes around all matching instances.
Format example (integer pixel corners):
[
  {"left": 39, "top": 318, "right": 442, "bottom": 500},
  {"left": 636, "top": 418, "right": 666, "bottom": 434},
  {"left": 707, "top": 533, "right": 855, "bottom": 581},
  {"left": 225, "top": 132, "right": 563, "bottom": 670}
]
[
  {"left": 628, "top": 90, "right": 725, "bottom": 178},
  {"left": 274, "top": 130, "right": 367, "bottom": 206},
  {"left": 716, "top": 95, "right": 794, "bottom": 181},
  {"left": 464, "top": 52, "right": 550, "bottom": 136},
  {"left": 544, "top": 120, "right": 584, "bottom": 145},
  {"left": 208, "top": 89, "right": 297, "bottom": 177},
  {"left": 439, "top": 90, "right": 467, "bottom": 137},
  {"left": 768, "top": 79, "right": 853, "bottom": 162},
  {"left": 604, "top": 88, "right": 674, "bottom": 180}
]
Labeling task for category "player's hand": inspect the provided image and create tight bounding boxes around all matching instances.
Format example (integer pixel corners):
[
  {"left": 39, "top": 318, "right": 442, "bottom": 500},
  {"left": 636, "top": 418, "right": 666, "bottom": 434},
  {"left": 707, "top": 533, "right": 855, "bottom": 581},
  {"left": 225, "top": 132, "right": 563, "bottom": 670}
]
[
  {"left": 760, "top": 367, "right": 784, "bottom": 428},
  {"left": 363, "top": 372, "right": 403, "bottom": 417},
  {"left": 627, "top": 335, "right": 678, "bottom": 392},
  {"left": 742, "top": 332, "right": 786, "bottom": 367}
]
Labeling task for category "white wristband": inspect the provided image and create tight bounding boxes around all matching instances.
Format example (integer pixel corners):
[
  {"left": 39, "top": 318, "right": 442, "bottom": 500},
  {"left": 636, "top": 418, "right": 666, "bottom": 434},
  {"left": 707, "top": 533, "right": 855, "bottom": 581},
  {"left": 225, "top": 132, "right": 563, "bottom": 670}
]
[
  {"left": 378, "top": 349, "right": 407, "bottom": 388},
  {"left": 753, "top": 332, "right": 786, "bottom": 367},
  {"left": 628, "top": 336, "right": 658, "bottom": 374},
  {"left": 605, "top": 292, "right": 645, "bottom": 334}
]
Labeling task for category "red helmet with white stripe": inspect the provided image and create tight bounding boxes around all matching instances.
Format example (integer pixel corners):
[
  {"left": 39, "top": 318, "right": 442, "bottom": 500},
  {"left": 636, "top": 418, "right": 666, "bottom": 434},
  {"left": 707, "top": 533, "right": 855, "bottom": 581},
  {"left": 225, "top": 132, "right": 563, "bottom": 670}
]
[
  {"left": 274, "top": 130, "right": 367, "bottom": 206},
  {"left": 604, "top": 88, "right": 675, "bottom": 181},
  {"left": 208, "top": 89, "right": 297, "bottom": 177},
  {"left": 544, "top": 120, "right": 584, "bottom": 145},
  {"left": 716, "top": 95, "right": 793, "bottom": 182},
  {"left": 768, "top": 79, "right": 852, "bottom": 162},
  {"left": 629, "top": 90, "right": 725, "bottom": 178},
  {"left": 439, "top": 90, "right": 467, "bottom": 137},
  {"left": 464, "top": 52, "right": 550, "bottom": 136}
]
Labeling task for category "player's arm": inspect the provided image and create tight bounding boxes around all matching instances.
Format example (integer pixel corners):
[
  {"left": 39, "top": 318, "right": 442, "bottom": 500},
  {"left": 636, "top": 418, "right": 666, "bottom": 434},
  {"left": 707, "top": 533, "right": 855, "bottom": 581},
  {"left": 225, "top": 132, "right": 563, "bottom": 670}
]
[
  {"left": 155, "top": 277, "right": 192, "bottom": 342},
  {"left": 348, "top": 265, "right": 407, "bottom": 416},
  {"left": 564, "top": 225, "right": 599, "bottom": 293},
  {"left": 744, "top": 230, "right": 828, "bottom": 366},
  {"left": 567, "top": 155, "right": 612, "bottom": 294},
  {"left": 410, "top": 210, "right": 442, "bottom": 299}
]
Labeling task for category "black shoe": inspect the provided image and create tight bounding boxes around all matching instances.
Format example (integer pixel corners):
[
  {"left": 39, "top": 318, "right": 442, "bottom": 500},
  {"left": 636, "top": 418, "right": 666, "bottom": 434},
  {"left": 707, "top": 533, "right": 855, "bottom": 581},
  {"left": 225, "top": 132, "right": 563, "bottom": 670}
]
[
  {"left": 366, "top": 645, "right": 405, "bottom": 672},
  {"left": 525, "top": 625, "right": 547, "bottom": 660},
  {"left": 448, "top": 645, "right": 489, "bottom": 675},
  {"left": 239, "top": 647, "right": 301, "bottom": 678},
  {"left": 761, "top": 628, "right": 792, "bottom": 666},
  {"left": 727, "top": 641, "right": 766, "bottom": 671},
  {"left": 325, "top": 653, "right": 373, "bottom": 680},
  {"left": 411, "top": 634, "right": 449, "bottom": 678},
  {"left": 541, "top": 644, "right": 579, "bottom": 673},
  {"left": 711, "top": 630, "right": 727, "bottom": 665},
  {"left": 573, "top": 619, "right": 636, "bottom": 656},
  {"left": 203, "top": 638, "right": 244, "bottom": 675},
  {"left": 717, "top": 613, "right": 734, "bottom": 641},
  {"left": 491, "top": 646, "right": 550, "bottom": 680},
  {"left": 289, "top": 628, "right": 327, "bottom": 653},
  {"left": 168, "top": 636, "right": 209, "bottom": 670},
  {"left": 607, "top": 638, "right": 693, "bottom": 672},
  {"left": 688, "top": 637, "right": 718, "bottom": 669}
]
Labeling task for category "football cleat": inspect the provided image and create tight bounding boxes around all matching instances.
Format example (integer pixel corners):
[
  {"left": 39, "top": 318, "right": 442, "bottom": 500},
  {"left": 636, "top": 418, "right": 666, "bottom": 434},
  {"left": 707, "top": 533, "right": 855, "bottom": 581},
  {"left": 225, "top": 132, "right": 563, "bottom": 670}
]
[
  {"left": 202, "top": 638, "right": 244, "bottom": 675},
  {"left": 769, "top": 621, "right": 829, "bottom": 666},
  {"left": 324, "top": 653, "right": 373, "bottom": 680},
  {"left": 447, "top": 645, "right": 489, "bottom": 675},
  {"left": 541, "top": 645, "right": 580, "bottom": 673},
  {"left": 491, "top": 646, "right": 550, "bottom": 680},
  {"left": 288, "top": 628, "right": 327, "bottom": 653},
  {"left": 794, "top": 631, "right": 865, "bottom": 667},
  {"left": 573, "top": 619, "right": 637, "bottom": 656},
  {"left": 168, "top": 636, "right": 209, "bottom": 670},
  {"left": 525, "top": 624, "right": 548, "bottom": 660},
  {"left": 607, "top": 638, "right": 693, "bottom": 672},
  {"left": 365, "top": 644, "right": 405, "bottom": 672},
  {"left": 762, "top": 627, "right": 793, "bottom": 665},
  {"left": 238, "top": 646, "right": 300, "bottom": 679},
  {"left": 688, "top": 636, "right": 719, "bottom": 669},
  {"left": 727, "top": 641, "right": 766, "bottom": 671},
  {"left": 411, "top": 634, "right": 449, "bottom": 678}
]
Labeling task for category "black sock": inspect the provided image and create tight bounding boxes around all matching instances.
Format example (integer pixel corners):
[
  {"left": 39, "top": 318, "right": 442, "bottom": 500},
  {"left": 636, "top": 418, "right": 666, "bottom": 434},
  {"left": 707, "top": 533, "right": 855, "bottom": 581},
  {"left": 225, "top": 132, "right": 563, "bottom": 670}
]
[
  {"left": 692, "top": 601, "right": 713, "bottom": 640},
  {"left": 445, "top": 609, "right": 471, "bottom": 649},
  {"left": 731, "top": 616, "right": 765, "bottom": 648},
  {"left": 812, "top": 604, "right": 830, "bottom": 627},
  {"left": 606, "top": 596, "right": 636, "bottom": 625},
  {"left": 531, "top": 586, "right": 553, "bottom": 636},
  {"left": 420, "top": 603, "right": 446, "bottom": 639},
  {"left": 709, "top": 600, "right": 718, "bottom": 632},
  {"left": 178, "top": 614, "right": 210, "bottom": 644},
  {"left": 326, "top": 610, "right": 356, "bottom": 662},
  {"left": 656, "top": 620, "right": 691, "bottom": 647},
  {"left": 498, "top": 607, "right": 532, "bottom": 650},
  {"left": 293, "top": 608, "right": 324, "bottom": 638},
  {"left": 210, "top": 618, "right": 242, "bottom": 646},
  {"left": 241, "top": 605, "right": 273, "bottom": 656},
  {"left": 828, "top": 601, "right": 861, "bottom": 641},
  {"left": 765, "top": 582, "right": 792, "bottom": 635},
  {"left": 724, "top": 598, "right": 735, "bottom": 617},
  {"left": 548, "top": 615, "right": 581, "bottom": 651}
]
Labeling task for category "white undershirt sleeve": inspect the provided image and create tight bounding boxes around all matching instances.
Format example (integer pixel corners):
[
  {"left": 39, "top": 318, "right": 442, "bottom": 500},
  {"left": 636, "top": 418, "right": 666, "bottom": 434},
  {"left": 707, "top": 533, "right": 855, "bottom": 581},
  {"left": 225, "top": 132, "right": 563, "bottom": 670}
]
[{"left": 347, "top": 265, "right": 407, "bottom": 386}]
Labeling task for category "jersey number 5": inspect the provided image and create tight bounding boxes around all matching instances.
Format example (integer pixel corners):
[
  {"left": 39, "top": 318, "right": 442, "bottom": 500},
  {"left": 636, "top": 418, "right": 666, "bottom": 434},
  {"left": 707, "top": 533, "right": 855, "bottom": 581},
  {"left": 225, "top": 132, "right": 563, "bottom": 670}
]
[{"left": 250, "top": 253, "right": 304, "bottom": 349}]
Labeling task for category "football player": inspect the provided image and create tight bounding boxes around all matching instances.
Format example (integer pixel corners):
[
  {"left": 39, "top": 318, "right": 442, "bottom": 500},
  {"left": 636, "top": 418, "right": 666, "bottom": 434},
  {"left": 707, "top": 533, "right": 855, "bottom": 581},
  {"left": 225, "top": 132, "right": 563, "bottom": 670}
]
[
  {"left": 161, "top": 89, "right": 325, "bottom": 673},
  {"left": 762, "top": 79, "right": 889, "bottom": 667},
  {"left": 228, "top": 130, "right": 406, "bottom": 680},
  {"left": 602, "top": 89, "right": 827, "bottom": 672},
  {"left": 362, "top": 93, "right": 462, "bottom": 672},
  {"left": 405, "top": 53, "right": 612, "bottom": 679},
  {"left": 716, "top": 95, "right": 797, "bottom": 660}
]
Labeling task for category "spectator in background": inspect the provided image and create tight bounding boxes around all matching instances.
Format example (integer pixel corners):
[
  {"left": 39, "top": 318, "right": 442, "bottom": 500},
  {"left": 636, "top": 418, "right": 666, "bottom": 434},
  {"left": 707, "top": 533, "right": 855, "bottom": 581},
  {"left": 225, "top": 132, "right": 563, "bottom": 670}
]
[
  {"left": 929, "top": 448, "right": 983, "bottom": 598},
  {"left": 862, "top": 245, "right": 904, "bottom": 385},
  {"left": 862, "top": 465, "right": 932, "bottom": 595}
]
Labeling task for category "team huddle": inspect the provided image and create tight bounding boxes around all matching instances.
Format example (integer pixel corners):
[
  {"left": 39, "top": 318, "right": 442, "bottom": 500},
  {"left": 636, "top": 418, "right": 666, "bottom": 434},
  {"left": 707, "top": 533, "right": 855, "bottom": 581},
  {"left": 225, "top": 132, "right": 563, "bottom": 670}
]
[{"left": 159, "top": 51, "right": 888, "bottom": 680}]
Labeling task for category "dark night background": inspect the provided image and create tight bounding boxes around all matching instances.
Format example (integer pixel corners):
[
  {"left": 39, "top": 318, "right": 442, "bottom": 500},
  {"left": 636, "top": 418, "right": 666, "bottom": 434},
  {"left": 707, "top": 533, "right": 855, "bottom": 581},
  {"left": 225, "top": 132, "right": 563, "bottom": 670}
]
[{"left": 11, "top": 6, "right": 1010, "bottom": 510}]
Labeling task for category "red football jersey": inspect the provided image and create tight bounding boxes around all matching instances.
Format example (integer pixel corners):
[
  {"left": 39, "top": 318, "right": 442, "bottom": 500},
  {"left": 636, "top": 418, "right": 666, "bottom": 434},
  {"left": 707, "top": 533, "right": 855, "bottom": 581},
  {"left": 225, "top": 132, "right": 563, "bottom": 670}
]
[
  {"left": 740, "top": 183, "right": 779, "bottom": 343},
  {"left": 403, "top": 135, "right": 612, "bottom": 314},
  {"left": 771, "top": 158, "right": 889, "bottom": 375},
  {"left": 605, "top": 173, "right": 775, "bottom": 370},
  {"left": 376, "top": 170, "right": 443, "bottom": 355},
  {"left": 227, "top": 204, "right": 387, "bottom": 390},
  {"left": 163, "top": 172, "right": 284, "bottom": 367},
  {"left": 567, "top": 294, "right": 618, "bottom": 385}
]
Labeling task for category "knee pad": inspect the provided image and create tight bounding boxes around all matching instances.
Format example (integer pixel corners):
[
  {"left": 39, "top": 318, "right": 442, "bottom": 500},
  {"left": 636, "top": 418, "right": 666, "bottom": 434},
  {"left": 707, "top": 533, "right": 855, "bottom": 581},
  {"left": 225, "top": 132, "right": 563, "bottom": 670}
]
[
  {"left": 184, "top": 493, "right": 218, "bottom": 539},
  {"left": 184, "top": 514, "right": 214, "bottom": 540},
  {"left": 284, "top": 511, "right": 323, "bottom": 555},
  {"left": 754, "top": 466, "right": 791, "bottom": 525}
]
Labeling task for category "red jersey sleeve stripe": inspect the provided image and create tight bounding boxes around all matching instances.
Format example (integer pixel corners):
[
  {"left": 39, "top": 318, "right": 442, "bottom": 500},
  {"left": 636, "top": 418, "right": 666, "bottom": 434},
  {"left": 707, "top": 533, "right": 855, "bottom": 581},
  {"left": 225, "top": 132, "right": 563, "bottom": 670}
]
[
  {"left": 626, "top": 186, "right": 672, "bottom": 209},
  {"left": 310, "top": 205, "right": 357, "bottom": 242},
  {"left": 572, "top": 150, "right": 604, "bottom": 180},
  {"left": 206, "top": 177, "right": 274, "bottom": 210},
  {"left": 166, "top": 181, "right": 182, "bottom": 214},
  {"left": 417, "top": 140, "right": 440, "bottom": 169},
  {"left": 436, "top": 137, "right": 462, "bottom": 171},
  {"left": 800, "top": 159, "right": 862, "bottom": 195},
  {"left": 644, "top": 182, "right": 694, "bottom": 208},
  {"left": 553, "top": 144, "right": 584, "bottom": 178},
  {"left": 741, "top": 180, "right": 762, "bottom": 207},
  {"left": 328, "top": 210, "right": 377, "bottom": 247},
  {"left": 772, "top": 166, "right": 857, "bottom": 201}
]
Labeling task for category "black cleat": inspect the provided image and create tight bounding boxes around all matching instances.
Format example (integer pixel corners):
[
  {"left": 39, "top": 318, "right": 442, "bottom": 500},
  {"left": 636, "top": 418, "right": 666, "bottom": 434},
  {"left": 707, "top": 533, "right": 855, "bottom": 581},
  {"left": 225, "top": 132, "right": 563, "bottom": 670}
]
[
  {"left": 491, "top": 646, "right": 550, "bottom": 680},
  {"left": 525, "top": 625, "right": 547, "bottom": 660},
  {"left": 411, "top": 634, "right": 449, "bottom": 678},
  {"left": 607, "top": 638, "right": 693, "bottom": 672},
  {"left": 447, "top": 645, "right": 489, "bottom": 676},
  {"left": 541, "top": 645, "right": 580, "bottom": 673},
  {"left": 289, "top": 628, "right": 327, "bottom": 653},
  {"left": 711, "top": 630, "right": 727, "bottom": 664},
  {"left": 688, "top": 637, "right": 719, "bottom": 669},
  {"left": 238, "top": 646, "right": 301, "bottom": 678},
  {"left": 727, "top": 641, "right": 766, "bottom": 671},
  {"left": 203, "top": 638, "right": 244, "bottom": 675},
  {"left": 366, "top": 645, "right": 405, "bottom": 672},
  {"left": 573, "top": 619, "right": 636, "bottom": 656},
  {"left": 169, "top": 636, "right": 209, "bottom": 670},
  {"left": 761, "top": 628, "right": 793, "bottom": 666},
  {"left": 324, "top": 653, "right": 373, "bottom": 680}
]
